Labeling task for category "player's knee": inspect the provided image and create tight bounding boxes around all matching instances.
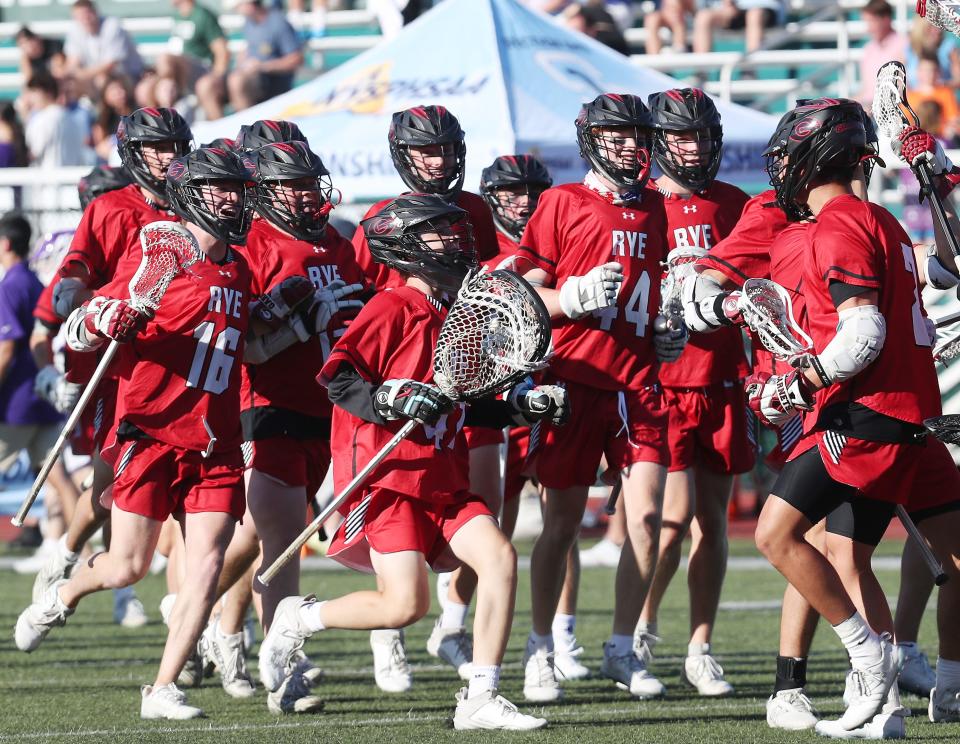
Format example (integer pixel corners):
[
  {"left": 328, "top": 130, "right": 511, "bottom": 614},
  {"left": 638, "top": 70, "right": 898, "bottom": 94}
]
[
  {"left": 754, "top": 517, "right": 784, "bottom": 563},
  {"left": 383, "top": 590, "right": 429, "bottom": 628},
  {"left": 627, "top": 509, "right": 662, "bottom": 546},
  {"left": 485, "top": 538, "right": 517, "bottom": 583}
]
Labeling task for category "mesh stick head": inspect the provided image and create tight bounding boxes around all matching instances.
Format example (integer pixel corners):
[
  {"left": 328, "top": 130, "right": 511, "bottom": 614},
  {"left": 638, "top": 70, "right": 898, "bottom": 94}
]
[
  {"left": 934, "top": 334, "right": 960, "bottom": 365},
  {"left": 131, "top": 221, "right": 202, "bottom": 312},
  {"left": 433, "top": 269, "right": 553, "bottom": 401},
  {"left": 874, "top": 61, "right": 916, "bottom": 140},
  {"left": 661, "top": 247, "right": 706, "bottom": 318},
  {"left": 923, "top": 415, "right": 960, "bottom": 445},
  {"left": 740, "top": 278, "right": 813, "bottom": 362},
  {"left": 919, "top": 0, "right": 960, "bottom": 37}
]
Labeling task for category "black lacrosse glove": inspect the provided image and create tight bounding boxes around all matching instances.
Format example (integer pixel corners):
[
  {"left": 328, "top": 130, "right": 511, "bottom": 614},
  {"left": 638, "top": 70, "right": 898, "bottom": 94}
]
[
  {"left": 507, "top": 378, "right": 570, "bottom": 426},
  {"left": 374, "top": 378, "right": 452, "bottom": 425}
]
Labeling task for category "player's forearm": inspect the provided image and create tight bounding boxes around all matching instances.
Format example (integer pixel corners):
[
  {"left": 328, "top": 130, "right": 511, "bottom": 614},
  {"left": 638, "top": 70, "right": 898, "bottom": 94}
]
[
  {"left": 211, "top": 39, "right": 230, "bottom": 75},
  {"left": 533, "top": 286, "right": 566, "bottom": 320},
  {"left": 29, "top": 329, "right": 53, "bottom": 369},
  {"left": 261, "top": 51, "right": 303, "bottom": 74}
]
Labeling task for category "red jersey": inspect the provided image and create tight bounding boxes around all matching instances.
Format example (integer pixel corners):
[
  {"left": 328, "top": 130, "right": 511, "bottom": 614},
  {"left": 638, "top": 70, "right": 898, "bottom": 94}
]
[
  {"left": 518, "top": 183, "right": 668, "bottom": 391},
  {"left": 319, "top": 287, "right": 470, "bottom": 503},
  {"left": 804, "top": 195, "right": 940, "bottom": 426},
  {"left": 107, "top": 249, "right": 251, "bottom": 454},
  {"left": 352, "top": 190, "right": 499, "bottom": 290},
  {"left": 241, "top": 219, "right": 367, "bottom": 420},
  {"left": 654, "top": 180, "right": 750, "bottom": 387}
]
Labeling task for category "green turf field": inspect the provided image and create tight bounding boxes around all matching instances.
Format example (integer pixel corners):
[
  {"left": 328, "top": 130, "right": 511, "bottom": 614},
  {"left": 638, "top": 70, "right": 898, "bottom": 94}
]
[{"left": 0, "top": 538, "right": 951, "bottom": 743}]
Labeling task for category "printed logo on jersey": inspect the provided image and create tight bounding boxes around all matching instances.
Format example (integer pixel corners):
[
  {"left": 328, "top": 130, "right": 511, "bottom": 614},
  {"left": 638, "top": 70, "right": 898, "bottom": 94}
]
[
  {"left": 622, "top": 211, "right": 636, "bottom": 220},
  {"left": 682, "top": 204, "right": 698, "bottom": 214},
  {"left": 611, "top": 230, "right": 647, "bottom": 258},
  {"left": 673, "top": 224, "right": 713, "bottom": 249},
  {"left": 308, "top": 264, "right": 344, "bottom": 289}
]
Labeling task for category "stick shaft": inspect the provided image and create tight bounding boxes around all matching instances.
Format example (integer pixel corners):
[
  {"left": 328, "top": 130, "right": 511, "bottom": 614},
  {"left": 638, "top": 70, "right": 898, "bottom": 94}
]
[
  {"left": 915, "top": 162, "right": 960, "bottom": 259},
  {"left": 896, "top": 504, "right": 949, "bottom": 586},
  {"left": 604, "top": 479, "right": 622, "bottom": 515},
  {"left": 935, "top": 309, "right": 960, "bottom": 328},
  {"left": 257, "top": 419, "right": 418, "bottom": 586},
  {"left": 11, "top": 340, "right": 119, "bottom": 527}
]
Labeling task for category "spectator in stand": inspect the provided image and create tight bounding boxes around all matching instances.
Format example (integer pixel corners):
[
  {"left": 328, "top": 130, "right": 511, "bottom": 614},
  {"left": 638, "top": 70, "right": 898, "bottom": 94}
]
[
  {"left": 906, "top": 15, "right": 960, "bottom": 89},
  {"left": 907, "top": 53, "right": 960, "bottom": 140},
  {"left": 645, "top": 0, "right": 697, "bottom": 55},
  {"left": 693, "top": 0, "right": 786, "bottom": 55},
  {"left": 15, "top": 27, "right": 65, "bottom": 81},
  {"left": 563, "top": 2, "right": 629, "bottom": 55},
  {"left": 21, "top": 73, "right": 91, "bottom": 168},
  {"left": 63, "top": 0, "right": 143, "bottom": 96},
  {"left": 157, "top": 0, "right": 230, "bottom": 121},
  {"left": 856, "top": 0, "right": 908, "bottom": 106},
  {"left": 0, "top": 104, "right": 28, "bottom": 168},
  {"left": 603, "top": 0, "right": 637, "bottom": 32},
  {"left": 227, "top": 0, "right": 304, "bottom": 112},
  {"left": 154, "top": 76, "right": 197, "bottom": 125},
  {"left": 91, "top": 74, "right": 134, "bottom": 163}
]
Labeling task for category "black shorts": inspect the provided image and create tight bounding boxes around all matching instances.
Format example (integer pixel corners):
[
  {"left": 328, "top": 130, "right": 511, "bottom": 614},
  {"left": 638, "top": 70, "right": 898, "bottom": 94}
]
[{"left": 774, "top": 446, "right": 894, "bottom": 546}]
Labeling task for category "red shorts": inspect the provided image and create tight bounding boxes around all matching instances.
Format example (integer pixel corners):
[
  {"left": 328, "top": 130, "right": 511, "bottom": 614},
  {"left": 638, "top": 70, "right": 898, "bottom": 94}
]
[
  {"left": 790, "top": 431, "right": 960, "bottom": 509},
  {"left": 463, "top": 425, "right": 504, "bottom": 449},
  {"left": 242, "top": 436, "right": 331, "bottom": 498},
  {"left": 664, "top": 382, "right": 756, "bottom": 475},
  {"left": 327, "top": 489, "right": 493, "bottom": 573},
  {"left": 536, "top": 379, "right": 669, "bottom": 489},
  {"left": 111, "top": 439, "right": 245, "bottom": 522},
  {"left": 504, "top": 426, "right": 531, "bottom": 504},
  {"left": 71, "top": 378, "right": 118, "bottom": 457}
]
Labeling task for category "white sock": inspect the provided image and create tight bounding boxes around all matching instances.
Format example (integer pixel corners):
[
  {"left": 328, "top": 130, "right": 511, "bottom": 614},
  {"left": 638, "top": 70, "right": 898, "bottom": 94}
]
[
  {"left": 59, "top": 534, "right": 78, "bottom": 562},
  {"left": 832, "top": 612, "right": 881, "bottom": 667},
  {"left": 298, "top": 599, "right": 327, "bottom": 633},
  {"left": 552, "top": 612, "right": 576, "bottom": 639},
  {"left": 468, "top": 664, "right": 500, "bottom": 697},
  {"left": 636, "top": 619, "right": 657, "bottom": 637},
  {"left": 688, "top": 642, "right": 711, "bottom": 657},
  {"left": 606, "top": 633, "right": 633, "bottom": 657},
  {"left": 526, "top": 631, "right": 553, "bottom": 655},
  {"left": 440, "top": 601, "right": 469, "bottom": 630},
  {"left": 936, "top": 657, "right": 960, "bottom": 689}
]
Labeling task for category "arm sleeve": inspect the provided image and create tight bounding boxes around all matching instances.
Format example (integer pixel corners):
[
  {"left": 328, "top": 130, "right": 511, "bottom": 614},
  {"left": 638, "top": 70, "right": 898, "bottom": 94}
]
[{"left": 325, "top": 362, "right": 384, "bottom": 424}]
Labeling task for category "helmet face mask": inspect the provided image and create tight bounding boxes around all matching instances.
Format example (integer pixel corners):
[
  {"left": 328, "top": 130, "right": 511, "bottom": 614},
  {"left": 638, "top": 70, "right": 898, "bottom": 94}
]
[
  {"left": 117, "top": 107, "right": 193, "bottom": 201},
  {"left": 166, "top": 148, "right": 253, "bottom": 245},
  {"left": 480, "top": 154, "right": 552, "bottom": 241},
  {"left": 648, "top": 88, "right": 723, "bottom": 192},
  {"left": 388, "top": 106, "right": 467, "bottom": 197},
  {"left": 576, "top": 94, "right": 654, "bottom": 191}
]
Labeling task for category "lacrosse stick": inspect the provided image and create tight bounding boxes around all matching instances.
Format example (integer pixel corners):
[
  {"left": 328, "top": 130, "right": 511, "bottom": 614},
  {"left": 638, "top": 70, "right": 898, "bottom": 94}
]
[
  {"left": 658, "top": 247, "right": 704, "bottom": 333},
  {"left": 874, "top": 61, "right": 960, "bottom": 259},
  {"left": 737, "top": 279, "right": 813, "bottom": 363},
  {"left": 896, "top": 504, "right": 949, "bottom": 585},
  {"left": 258, "top": 269, "right": 554, "bottom": 586},
  {"left": 12, "top": 222, "right": 201, "bottom": 527},
  {"left": 604, "top": 479, "right": 622, "bottom": 516},
  {"left": 918, "top": 0, "right": 960, "bottom": 38},
  {"left": 934, "top": 332, "right": 960, "bottom": 365}
]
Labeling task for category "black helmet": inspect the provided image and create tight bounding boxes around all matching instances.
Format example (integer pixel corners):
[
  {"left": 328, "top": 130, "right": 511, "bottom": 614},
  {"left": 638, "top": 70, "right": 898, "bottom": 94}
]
[
  {"left": 479, "top": 155, "right": 553, "bottom": 241},
  {"left": 203, "top": 137, "right": 239, "bottom": 152},
  {"left": 252, "top": 141, "right": 337, "bottom": 243},
  {"left": 388, "top": 105, "right": 466, "bottom": 197},
  {"left": 763, "top": 98, "right": 867, "bottom": 221},
  {"left": 361, "top": 193, "right": 477, "bottom": 293},
  {"left": 165, "top": 147, "right": 253, "bottom": 244},
  {"left": 648, "top": 88, "right": 723, "bottom": 192},
  {"left": 576, "top": 94, "right": 654, "bottom": 191},
  {"left": 236, "top": 120, "right": 308, "bottom": 152},
  {"left": 116, "top": 107, "right": 193, "bottom": 201},
  {"left": 77, "top": 165, "right": 132, "bottom": 211}
]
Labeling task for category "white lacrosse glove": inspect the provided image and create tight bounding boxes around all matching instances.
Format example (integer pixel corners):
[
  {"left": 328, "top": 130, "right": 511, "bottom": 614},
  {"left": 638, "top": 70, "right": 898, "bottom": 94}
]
[
  {"left": 746, "top": 371, "right": 813, "bottom": 428},
  {"left": 923, "top": 244, "right": 960, "bottom": 290},
  {"left": 34, "top": 364, "right": 82, "bottom": 414},
  {"left": 507, "top": 378, "right": 570, "bottom": 426},
  {"left": 653, "top": 314, "right": 689, "bottom": 363},
  {"left": 558, "top": 262, "right": 624, "bottom": 319},
  {"left": 290, "top": 280, "right": 366, "bottom": 341},
  {"left": 893, "top": 126, "right": 954, "bottom": 176}
]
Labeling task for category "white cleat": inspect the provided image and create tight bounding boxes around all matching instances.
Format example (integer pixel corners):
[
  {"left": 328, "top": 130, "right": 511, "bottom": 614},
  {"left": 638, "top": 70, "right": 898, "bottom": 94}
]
[
  {"left": 896, "top": 645, "right": 935, "bottom": 698},
  {"left": 199, "top": 621, "right": 256, "bottom": 699},
  {"left": 293, "top": 649, "right": 324, "bottom": 686},
  {"left": 158, "top": 593, "right": 177, "bottom": 625},
  {"left": 426, "top": 620, "right": 473, "bottom": 680},
  {"left": 928, "top": 686, "right": 960, "bottom": 722},
  {"left": 370, "top": 629, "right": 413, "bottom": 693},
  {"left": 682, "top": 652, "right": 734, "bottom": 697},
  {"left": 633, "top": 630, "right": 661, "bottom": 666},
  {"left": 114, "top": 588, "right": 148, "bottom": 628},
  {"left": 832, "top": 636, "right": 898, "bottom": 731},
  {"left": 579, "top": 538, "right": 622, "bottom": 568},
  {"left": 453, "top": 688, "right": 548, "bottom": 731},
  {"left": 767, "top": 688, "right": 820, "bottom": 730},
  {"left": 815, "top": 707, "right": 907, "bottom": 739},
  {"left": 601, "top": 643, "right": 665, "bottom": 699},
  {"left": 140, "top": 683, "right": 204, "bottom": 720},
  {"left": 258, "top": 595, "right": 316, "bottom": 693},
  {"left": 267, "top": 669, "right": 324, "bottom": 714},
  {"left": 15, "top": 579, "right": 73, "bottom": 652},
  {"left": 523, "top": 646, "right": 564, "bottom": 702},
  {"left": 29, "top": 538, "right": 78, "bottom": 603},
  {"left": 553, "top": 639, "right": 590, "bottom": 681}
]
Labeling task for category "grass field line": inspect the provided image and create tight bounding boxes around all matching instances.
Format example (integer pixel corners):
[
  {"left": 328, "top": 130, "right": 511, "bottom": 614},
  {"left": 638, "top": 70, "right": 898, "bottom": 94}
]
[
  {"left": 0, "top": 698, "right": 789, "bottom": 740},
  {"left": 0, "top": 555, "right": 905, "bottom": 572}
]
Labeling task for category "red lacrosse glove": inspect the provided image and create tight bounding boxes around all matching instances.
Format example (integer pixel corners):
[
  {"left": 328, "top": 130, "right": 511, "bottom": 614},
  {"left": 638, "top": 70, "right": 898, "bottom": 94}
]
[
  {"left": 745, "top": 369, "right": 813, "bottom": 428},
  {"left": 83, "top": 297, "right": 149, "bottom": 342},
  {"left": 896, "top": 125, "right": 953, "bottom": 175}
]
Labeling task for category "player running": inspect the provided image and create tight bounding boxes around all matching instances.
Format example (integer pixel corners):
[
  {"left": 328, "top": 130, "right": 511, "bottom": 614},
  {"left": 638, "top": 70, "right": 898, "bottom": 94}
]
[
  {"left": 258, "top": 194, "right": 565, "bottom": 730},
  {"left": 15, "top": 146, "right": 254, "bottom": 721},
  {"left": 634, "top": 88, "right": 753, "bottom": 698}
]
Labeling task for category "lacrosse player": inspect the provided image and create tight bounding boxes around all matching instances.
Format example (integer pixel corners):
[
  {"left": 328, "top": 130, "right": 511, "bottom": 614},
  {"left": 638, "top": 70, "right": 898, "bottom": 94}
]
[
  {"left": 258, "top": 194, "right": 565, "bottom": 730},
  {"left": 515, "top": 93, "right": 686, "bottom": 702},
  {"left": 15, "top": 146, "right": 254, "bottom": 721},
  {"left": 631, "top": 88, "right": 753, "bottom": 697},
  {"left": 235, "top": 119, "right": 309, "bottom": 152},
  {"left": 28, "top": 109, "right": 192, "bottom": 631},
  {"left": 228, "top": 140, "right": 366, "bottom": 713}
]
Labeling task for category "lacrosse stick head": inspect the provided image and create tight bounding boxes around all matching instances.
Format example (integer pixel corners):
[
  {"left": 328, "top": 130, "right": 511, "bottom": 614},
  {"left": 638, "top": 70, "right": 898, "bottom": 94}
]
[
  {"left": 433, "top": 269, "right": 553, "bottom": 401},
  {"left": 131, "top": 221, "right": 201, "bottom": 312},
  {"left": 934, "top": 334, "right": 960, "bottom": 365},
  {"left": 918, "top": 0, "right": 960, "bottom": 37},
  {"left": 739, "top": 278, "right": 813, "bottom": 362},
  {"left": 923, "top": 414, "right": 960, "bottom": 445},
  {"left": 874, "top": 61, "right": 917, "bottom": 141},
  {"left": 661, "top": 246, "right": 706, "bottom": 318}
]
